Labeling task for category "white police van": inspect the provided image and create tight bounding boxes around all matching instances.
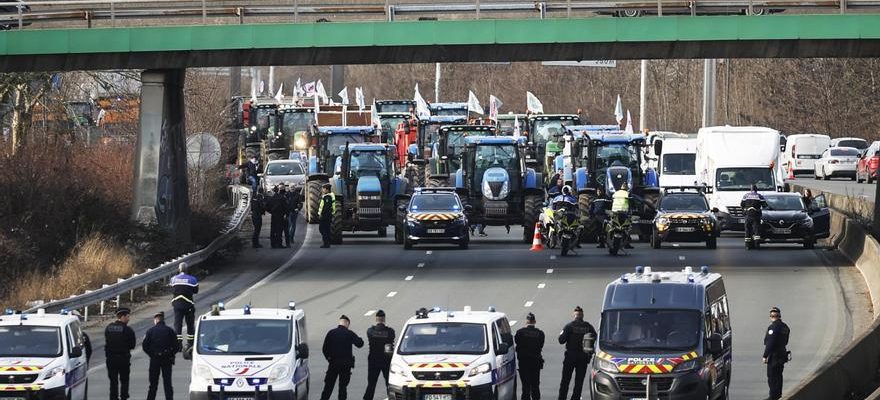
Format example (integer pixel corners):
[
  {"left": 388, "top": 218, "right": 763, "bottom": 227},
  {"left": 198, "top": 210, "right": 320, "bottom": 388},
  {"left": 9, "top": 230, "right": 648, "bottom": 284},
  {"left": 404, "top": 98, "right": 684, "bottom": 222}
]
[
  {"left": 189, "top": 302, "right": 310, "bottom": 400},
  {"left": 0, "top": 309, "right": 89, "bottom": 400},
  {"left": 388, "top": 307, "right": 516, "bottom": 400}
]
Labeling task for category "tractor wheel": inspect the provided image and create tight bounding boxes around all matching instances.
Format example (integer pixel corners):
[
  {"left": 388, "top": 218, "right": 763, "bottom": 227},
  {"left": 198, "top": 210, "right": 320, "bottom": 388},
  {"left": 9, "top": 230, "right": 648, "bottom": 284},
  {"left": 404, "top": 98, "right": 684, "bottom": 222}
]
[
  {"left": 409, "top": 164, "right": 427, "bottom": 189},
  {"left": 330, "top": 202, "right": 344, "bottom": 244},
  {"left": 577, "top": 193, "right": 597, "bottom": 243},
  {"left": 428, "top": 178, "right": 446, "bottom": 188},
  {"left": 395, "top": 199, "right": 408, "bottom": 244},
  {"left": 305, "top": 180, "right": 323, "bottom": 224},
  {"left": 523, "top": 194, "right": 542, "bottom": 244}
]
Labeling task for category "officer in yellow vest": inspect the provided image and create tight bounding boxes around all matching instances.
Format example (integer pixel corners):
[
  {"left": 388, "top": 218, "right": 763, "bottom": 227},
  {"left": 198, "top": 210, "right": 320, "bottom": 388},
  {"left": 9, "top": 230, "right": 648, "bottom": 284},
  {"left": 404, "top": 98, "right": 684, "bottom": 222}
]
[
  {"left": 318, "top": 183, "right": 336, "bottom": 248},
  {"left": 611, "top": 183, "right": 634, "bottom": 249}
]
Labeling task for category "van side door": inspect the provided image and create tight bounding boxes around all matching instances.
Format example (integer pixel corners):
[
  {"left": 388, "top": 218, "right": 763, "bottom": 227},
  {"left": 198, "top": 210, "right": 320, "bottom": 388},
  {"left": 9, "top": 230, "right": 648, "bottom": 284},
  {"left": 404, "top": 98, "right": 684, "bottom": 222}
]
[
  {"left": 492, "top": 319, "right": 516, "bottom": 397},
  {"left": 707, "top": 281, "right": 733, "bottom": 396},
  {"left": 65, "top": 322, "right": 88, "bottom": 398},
  {"left": 808, "top": 194, "right": 830, "bottom": 239},
  {"left": 294, "top": 317, "right": 309, "bottom": 400}
]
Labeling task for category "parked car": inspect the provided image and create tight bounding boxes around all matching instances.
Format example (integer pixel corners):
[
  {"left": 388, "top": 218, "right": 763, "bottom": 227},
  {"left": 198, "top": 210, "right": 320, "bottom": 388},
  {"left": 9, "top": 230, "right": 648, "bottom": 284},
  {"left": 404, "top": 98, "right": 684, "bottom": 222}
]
[
  {"left": 830, "top": 137, "right": 869, "bottom": 150},
  {"left": 261, "top": 159, "right": 305, "bottom": 193},
  {"left": 857, "top": 141, "right": 880, "bottom": 184},
  {"left": 814, "top": 147, "right": 859, "bottom": 180}
]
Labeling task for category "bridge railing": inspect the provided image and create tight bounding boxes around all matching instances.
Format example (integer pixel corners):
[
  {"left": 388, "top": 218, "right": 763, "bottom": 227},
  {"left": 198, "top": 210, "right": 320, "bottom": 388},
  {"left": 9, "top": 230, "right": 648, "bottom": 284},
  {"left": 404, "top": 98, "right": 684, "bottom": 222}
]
[
  {"left": 0, "top": 0, "right": 878, "bottom": 30},
  {"left": 22, "top": 185, "right": 251, "bottom": 318}
]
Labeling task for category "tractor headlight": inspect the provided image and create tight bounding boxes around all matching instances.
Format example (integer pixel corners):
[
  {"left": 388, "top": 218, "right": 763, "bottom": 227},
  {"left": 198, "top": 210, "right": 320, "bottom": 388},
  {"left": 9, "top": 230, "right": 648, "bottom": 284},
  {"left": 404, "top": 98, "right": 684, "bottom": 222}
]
[
  {"left": 468, "top": 363, "right": 491, "bottom": 377},
  {"left": 294, "top": 136, "right": 308, "bottom": 149},
  {"left": 596, "top": 358, "right": 618, "bottom": 374}
]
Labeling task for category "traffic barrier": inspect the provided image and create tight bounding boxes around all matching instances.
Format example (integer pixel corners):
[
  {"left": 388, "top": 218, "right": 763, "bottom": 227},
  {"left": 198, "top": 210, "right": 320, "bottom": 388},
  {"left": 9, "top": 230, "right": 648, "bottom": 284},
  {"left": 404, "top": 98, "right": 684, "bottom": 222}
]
[{"left": 530, "top": 222, "right": 544, "bottom": 252}]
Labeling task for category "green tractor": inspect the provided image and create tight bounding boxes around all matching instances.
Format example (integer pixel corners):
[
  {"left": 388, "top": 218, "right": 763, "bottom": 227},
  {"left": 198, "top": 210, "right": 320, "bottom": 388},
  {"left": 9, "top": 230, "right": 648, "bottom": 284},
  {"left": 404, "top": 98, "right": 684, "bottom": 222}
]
[{"left": 427, "top": 125, "right": 497, "bottom": 187}]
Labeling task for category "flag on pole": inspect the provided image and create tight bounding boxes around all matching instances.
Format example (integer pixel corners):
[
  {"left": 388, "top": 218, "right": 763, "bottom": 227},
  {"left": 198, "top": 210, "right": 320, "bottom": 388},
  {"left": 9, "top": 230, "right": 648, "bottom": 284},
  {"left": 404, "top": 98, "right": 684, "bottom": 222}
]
[
  {"left": 489, "top": 95, "right": 502, "bottom": 122},
  {"left": 371, "top": 99, "right": 379, "bottom": 126},
  {"left": 314, "top": 93, "right": 320, "bottom": 115},
  {"left": 624, "top": 109, "right": 634, "bottom": 134},
  {"left": 303, "top": 81, "right": 316, "bottom": 95},
  {"left": 355, "top": 87, "right": 365, "bottom": 112},
  {"left": 526, "top": 92, "right": 544, "bottom": 114},
  {"left": 414, "top": 84, "right": 431, "bottom": 118},
  {"left": 259, "top": 80, "right": 265, "bottom": 95},
  {"left": 468, "top": 91, "right": 484, "bottom": 115},
  {"left": 274, "top": 83, "right": 284, "bottom": 102},
  {"left": 250, "top": 79, "right": 258, "bottom": 103},
  {"left": 338, "top": 87, "right": 349, "bottom": 105},
  {"left": 315, "top": 80, "right": 328, "bottom": 104},
  {"left": 513, "top": 115, "right": 521, "bottom": 138},
  {"left": 614, "top": 94, "right": 624, "bottom": 125},
  {"left": 294, "top": 78, "right": 304, "bottom": 99}
]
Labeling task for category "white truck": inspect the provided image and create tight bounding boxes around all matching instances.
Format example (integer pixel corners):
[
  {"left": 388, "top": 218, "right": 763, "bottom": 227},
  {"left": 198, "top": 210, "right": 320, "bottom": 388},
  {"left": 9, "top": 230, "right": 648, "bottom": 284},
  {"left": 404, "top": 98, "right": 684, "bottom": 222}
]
[
  {"left": 696, "top": 126, "right": 782, "bottom": 231},
  {"left": 656, "top": 138, "right": 698, "bottom": 188},
  {"left": 782, "top": 134, "right": 830, "bottom": 175}
]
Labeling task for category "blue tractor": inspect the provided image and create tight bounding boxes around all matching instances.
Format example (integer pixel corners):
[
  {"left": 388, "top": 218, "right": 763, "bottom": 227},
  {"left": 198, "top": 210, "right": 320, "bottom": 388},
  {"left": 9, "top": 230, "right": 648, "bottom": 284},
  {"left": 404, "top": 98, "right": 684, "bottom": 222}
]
[
  {"left": 304, "top": 126, "right": 378, "bottom": 223},
  {"left": 329, "top": 143, "right": 411, "bottom": 244},
  {"left": 453, "top": 136, "right": 544, "bottom": 243},
  {"left": 429, "top": 102, "right": 468, "bottom": 116},
  {"left": 428, "top": 125, "right": 497, "bottom": 187}
]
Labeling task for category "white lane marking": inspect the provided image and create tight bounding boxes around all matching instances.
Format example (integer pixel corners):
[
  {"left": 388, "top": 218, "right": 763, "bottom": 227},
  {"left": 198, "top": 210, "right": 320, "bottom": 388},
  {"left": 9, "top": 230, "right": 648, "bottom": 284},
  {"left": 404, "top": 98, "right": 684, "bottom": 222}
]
[
  {"left": 550, "top": 255, "right": 557, "bottom": 260},
  {"left": 365, "top": 310, "right": 377, "bottom": 316},
  {"left": 405, "top": 275, "right": 414, "bottom": 281},
  {"left": 509, "top": 320, "right": 518, "bottom": 327},
  {"left": 417, "top": 262, "right": 425, "bottom": 268},
  {"left": 387, "top": 291, "right": 398, "bottom": 298},
  {"left": 679, "top": 256, "right": 686, "bottom": 261},
  {"left": 228, "top": 225, "right": 314, "bottom": 306},
  {"left": 546, "top": 268, "right": 554, "bottom": 274},
  {"left": 537, "top": 283, "right": 546, "bottom": 289},
  {"left": 426, "top": 251, "right": 433, "bottom": 255},
  {"left": 524, "top": 301, "right": 534, "bottom": 307},
  {"left": 673, "top": 243, "right": 680, "bottom": 247}
]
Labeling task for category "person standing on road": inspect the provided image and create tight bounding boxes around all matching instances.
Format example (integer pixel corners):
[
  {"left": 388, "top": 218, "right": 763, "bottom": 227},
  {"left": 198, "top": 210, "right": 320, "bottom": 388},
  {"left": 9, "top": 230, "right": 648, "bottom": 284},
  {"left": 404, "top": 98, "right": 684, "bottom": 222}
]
[
  {"left": 143, "top": 311, "right": 178, "bottom": 400},
  {"left": 764, "top": 307, "right": 790, "bottom": 400},
  {"left": 589, "top": 187, "right": 608, "bottom": 248},
  {"left": 105, "top": 308, "right": 136, "bottom": 400},
  {"left": 515, "top": 312, "right": 545, "bottom": 400},
  {"left": 557, "top": 306, "right": 596, "bottom": 400},
  {"left": 363, "top": 310, "right": 395, "bottom": 400},
  {"left": 741, "top": 184, "right": 767, "bottom": 245},
  {"left": 251, "top": 190, "right": 267, "bottom": 248},
  {"left": 320, "top": 315, "right": 365, "bottom": 400},
  {"left": 285, "top": 184, "right": 303, "bottom": 247},
  {"left": 246, "top": 156, "right": 261, "bottom": 193},
  {"left": 268, "top": 186, "right": 287, "bottom": 248},
  {"left": 170, "top": 262, "right": 198, "bottom": 350},
  {"left": 318, "top": 183, "right": 336, "bottom": 248}
]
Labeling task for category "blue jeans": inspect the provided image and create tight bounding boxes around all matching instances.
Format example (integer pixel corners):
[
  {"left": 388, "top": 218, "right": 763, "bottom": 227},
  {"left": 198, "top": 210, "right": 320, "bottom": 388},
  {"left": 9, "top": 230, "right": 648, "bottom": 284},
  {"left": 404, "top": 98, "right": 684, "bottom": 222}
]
[
  {"left": 248, "top": 175, "right": 259, "bottom": 193},
  {"left": 287, "top": 211, "right": 298, "bottom": 242}
]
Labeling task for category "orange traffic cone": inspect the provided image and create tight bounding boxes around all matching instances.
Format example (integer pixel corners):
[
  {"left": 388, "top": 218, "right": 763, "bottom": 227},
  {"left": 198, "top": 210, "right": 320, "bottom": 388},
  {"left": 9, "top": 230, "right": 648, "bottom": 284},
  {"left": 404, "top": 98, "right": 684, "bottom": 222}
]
[
  {"left": 530, "top": 222, "right": 544, "bottom": 252},
  {"left": 787, "top": 161, "right": 795, "bottom": 180}
]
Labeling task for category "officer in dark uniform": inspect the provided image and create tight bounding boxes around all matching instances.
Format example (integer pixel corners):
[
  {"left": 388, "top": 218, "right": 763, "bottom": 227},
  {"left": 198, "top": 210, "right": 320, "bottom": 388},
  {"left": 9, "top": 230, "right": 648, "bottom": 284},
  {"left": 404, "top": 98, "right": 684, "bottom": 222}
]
[
  {"left": 515, "top": 313, "right": 545, "bottom": 400},
  {"left": 143, "top": 311, "right": 179, "bottom": 400},
  {"left": 557, "top": 306, "right": 596, "bottom": 400},
  {"left": 286, "top": 184, "right": 303, "bottom": 247},
  {"left": 741, "top": 184, "right": 767, "bottom": 245},
  {"left": 251, "top": 190, "right": 266, "bottom": 248},
  {"left": 170, "top": 262, "right": 198, "bottom": 349},
  {"left": 321, "top": 315, "right": 365, "bottom": 400},
  {"left": 763, "top": 306, "right": 790, "bottom": 400},
  {"left": 363, "top": 310, "right": 395, "bottom": 400},
  {"left": 318, "top": 183, "right": 336, "bottom": 248},
  {"left": 105, "top": 308, "right": 136, "bottom": 400},
  {"left": 269, "top": 186, "right": 289, "bottom": 248}
]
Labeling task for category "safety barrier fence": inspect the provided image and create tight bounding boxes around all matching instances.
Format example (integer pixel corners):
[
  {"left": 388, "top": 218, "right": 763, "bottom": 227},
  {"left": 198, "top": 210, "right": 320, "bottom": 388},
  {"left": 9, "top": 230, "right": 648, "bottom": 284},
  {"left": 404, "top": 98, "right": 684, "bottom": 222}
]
[
  {"left": 21, "top": 185, "right": 252, "bottom": 318},
  {"left": 1, "top": 0, "right": 880, "bottom": 29},
  {"left": 786, "top": 184, "right": 880, "bottom": 399}
]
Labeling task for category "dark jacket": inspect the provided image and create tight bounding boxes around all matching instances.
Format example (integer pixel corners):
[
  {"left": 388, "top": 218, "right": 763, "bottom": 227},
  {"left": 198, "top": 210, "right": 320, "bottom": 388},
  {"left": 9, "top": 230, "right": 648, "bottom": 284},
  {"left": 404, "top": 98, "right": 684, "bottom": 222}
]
[
  {"left": 143, "top": 321, "right": 179, "bottom": 363},
  {"left": 287, "top": 189, "right": 303, "bottom": 213},
  {"left": 741, "top": 192, "right": 767, "bottom": 217},
  {"left": 319, "top": 193, "right": 335, "bottom": 223},
  {"left": 83, "top": 332, "right": 92, "bottom": 362},
  {"left": 270, "top": 192, "right": 289, "bottom": 216},
  {"left": 763, "top": 319, "right": 790, "bottom": 364},
  {"left": 246, "top": 160, "right": 260, "bottom": 178},
  {"left": 170, "top": 273, "right": 199, "bottom": 309},
  {"left": 252, "top": 194, "right": 266, "bottom": 217},
  {"left": 514, "top": 325, "right": 545, "bottom": 365},
  {"left": 558, "top": 319, "right": 596, "bottom": 359},
  {"left": 322, "top": 325, "right": 365, "bottom": 367},
  {"left": 366, "top": 324, "right": 396, "bottom": 366},
  {"left": 104, "top": 321, "right": 136, "bottom": 358}
]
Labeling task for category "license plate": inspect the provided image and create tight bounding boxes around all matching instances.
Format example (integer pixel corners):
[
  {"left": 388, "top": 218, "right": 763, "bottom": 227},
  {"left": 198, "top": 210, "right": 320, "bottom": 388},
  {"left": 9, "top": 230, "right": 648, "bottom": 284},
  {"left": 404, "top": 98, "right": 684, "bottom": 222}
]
[
  {"left": 676, "top": 227, "right": 696, "bottom": 232},
  {"left": 772, "top": 228, "right": 792, "bottom": 234},
  {"left": 425, "top": 395, "right": 452, "bottom": 400},
  {"left": 427, "top": 229, "right": 445, "bottom": 234},
  {"left": 735, "top": 218, "right": 745, "bottom": 224}
]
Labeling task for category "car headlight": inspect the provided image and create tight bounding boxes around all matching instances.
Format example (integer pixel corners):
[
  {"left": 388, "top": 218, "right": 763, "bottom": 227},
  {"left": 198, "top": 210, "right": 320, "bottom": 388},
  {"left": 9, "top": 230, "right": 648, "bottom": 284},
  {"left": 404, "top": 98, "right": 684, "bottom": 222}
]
[
  {"left": 43, "top": 366, "right": 64, "bottom": 379},
  {"left": 294, "top": 136, "right": 308, "bottom": 149},
  {"left": 656, "top": 217, "right": 669, "bottom": 226},
  {"left": 390, "top": 363, "right": 408, "bottom": 378},
  {"left": 801, "top": 217, "right": 814, "bottom": 228},
  {"left": 468, "top": 362, "right": 491, "bottom": 377},
  {"left": 673, "top": 358, "right": 702, "bottom": 373},
  {"left": 595, "top": 358, "right": 618, "bottom": 374},
  {"left": 269, "top": 365, "right": 291, "bottom": 383},
  {"left": 194, "top": 364, "right": 213, "bottom": 384}
]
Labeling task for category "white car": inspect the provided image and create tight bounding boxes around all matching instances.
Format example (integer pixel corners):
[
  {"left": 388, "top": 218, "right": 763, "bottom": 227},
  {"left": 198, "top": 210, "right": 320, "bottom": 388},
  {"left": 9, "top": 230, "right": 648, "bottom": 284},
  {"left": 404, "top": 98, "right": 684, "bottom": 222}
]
[
  {"left": 388, "top": 307, "right": 516, "bottom": 400},
  {"left": 814, "top": 146, "right": 860, "bottom": 180},
  {"left": 830, "top": 137, "right": 869, "bottom": 151},
  {"left": 262, "top": 160, "right": 305, "bottom": 193}
]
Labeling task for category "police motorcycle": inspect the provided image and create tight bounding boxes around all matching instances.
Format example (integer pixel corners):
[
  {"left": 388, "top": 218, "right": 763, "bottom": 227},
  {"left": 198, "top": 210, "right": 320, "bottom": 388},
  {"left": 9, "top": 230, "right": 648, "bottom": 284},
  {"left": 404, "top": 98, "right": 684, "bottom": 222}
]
[
  {"left": 596, "top": 165, "right": 653, "bottom": 256},
  {"left": 604, "top": 207, "right": 632, "bottom": 256},
  {"left": 540, "top": 199, "right": 583, "bottom": 256}
]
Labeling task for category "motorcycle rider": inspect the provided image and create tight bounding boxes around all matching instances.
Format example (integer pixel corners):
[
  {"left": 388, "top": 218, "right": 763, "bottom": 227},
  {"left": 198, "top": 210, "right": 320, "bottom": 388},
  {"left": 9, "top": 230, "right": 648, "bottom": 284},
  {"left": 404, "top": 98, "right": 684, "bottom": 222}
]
[
  {"left": 589, "top": 187, "right": 608, "bottom": 248},
  {"left": 610, "top": 183, "right": 635, "bottom": 249},
  {"left": 741, "top": 184, "right": 767, "bottom": 246}
]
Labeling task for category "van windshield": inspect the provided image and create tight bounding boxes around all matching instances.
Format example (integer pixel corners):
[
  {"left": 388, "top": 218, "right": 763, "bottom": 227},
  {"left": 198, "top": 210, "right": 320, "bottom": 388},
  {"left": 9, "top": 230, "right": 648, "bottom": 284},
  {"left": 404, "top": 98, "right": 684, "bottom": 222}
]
[
  {"left": 600, "top": 310, "right": 702, "bottom": 353},
  {"left": 715, "top": 167, "right": 774, "bottom": 191},
  {"left": 0, "top": 326, "right": 62, "bottom": 357},
  {"left": 398, "top": 323, "right": 487, "bottom": 355},
  {"left": 662, "top": 154, "right": 696, "bottom": 175},
  {"left": 197, "top": 319, "right": 292, "bottom": 355}
]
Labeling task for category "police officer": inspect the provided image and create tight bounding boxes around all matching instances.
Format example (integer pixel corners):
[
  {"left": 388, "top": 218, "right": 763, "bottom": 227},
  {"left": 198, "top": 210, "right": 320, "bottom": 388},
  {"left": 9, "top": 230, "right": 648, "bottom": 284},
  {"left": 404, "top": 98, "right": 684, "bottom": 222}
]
[
  {"left": 251, "top": 190, "right": 267, "bottom": 248},
  {"left": 557, "top": 306, "right": 596, "bottom": 400},
  {"left": 763, "top": 306, "right": 790, "bottom": 400},
  {"left": 363, "top": 310, "right": 395, "bottom": 400},
  {"left": 515, "top": 313, "right": 545, "bottom": 400},
  {"left": 143, "top": 311, "right": 179, "bottom": 400},
  {"left": 105, "top": 308, "right": 136, "bottom": 400},
  {"left": 286, "top": 184, "right": 303, "bottom": 247},
  {"left": 611, "top": 183, "right": 634, "bottom": 249},
  {"left": 170, "top": 262, "right": 198, "bottom": 350},
  {"left": 741, "top": 184, "right": 767, "bottom": 246},
  {"left": 320, "top": 315, "right": 365, "bottom": 400},
  {"left": 318, "top": 183, "right": 336, "bottom": 248},
  {"left": 589, "top": 187, "right": 608, "bottom": 248},
  {"left": 269, "top": 186, "right": 289, "bottom": 248}
]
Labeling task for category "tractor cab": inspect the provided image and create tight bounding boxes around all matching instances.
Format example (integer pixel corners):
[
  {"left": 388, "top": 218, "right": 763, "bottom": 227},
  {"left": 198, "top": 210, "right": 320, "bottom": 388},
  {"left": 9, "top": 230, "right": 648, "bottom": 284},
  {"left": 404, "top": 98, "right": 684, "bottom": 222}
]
[
  {"left": 432, "top": 125, "right": 497, "bottom": 178},
  {"left": 496, "top": 113, "right": 527, "bottom": 136},
  {"left": 377, "top": 113, "right": 415, "bottom": 145},
  {"left": 375, "top": 99, "right": 416, "bottom": 114},
  {"left": 420, "top": 115, "right": 467, "bottom": 156},
  {"left": 429, "top": 102, "right": 468, "bottom": 116},
  {"left": 277, "top": 106, "right": 315, "bottom": 155},
  {"left": 248, "top": 102, "right": 278, "bottom": 143},
  {"left": 525, "top": 114, "right": 582, "bottom": 175}
]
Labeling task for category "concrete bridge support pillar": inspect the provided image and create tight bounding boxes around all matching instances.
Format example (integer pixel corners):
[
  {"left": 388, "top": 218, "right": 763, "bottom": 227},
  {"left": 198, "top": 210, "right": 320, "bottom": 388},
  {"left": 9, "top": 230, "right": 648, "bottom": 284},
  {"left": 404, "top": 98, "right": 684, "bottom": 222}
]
[{"left": 131, "top": 69, "right": 191, "bottom": 242}]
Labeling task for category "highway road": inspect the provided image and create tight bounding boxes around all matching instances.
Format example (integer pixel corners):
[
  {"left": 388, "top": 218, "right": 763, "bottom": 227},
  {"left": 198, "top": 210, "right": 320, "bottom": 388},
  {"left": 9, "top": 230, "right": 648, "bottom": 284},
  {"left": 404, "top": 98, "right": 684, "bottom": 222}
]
[
  {"left": 82, "top": 222, "right": 869, "bottom": 400},
  {"left": 787, "top": 175, "right": 877, "bottom": 202}
]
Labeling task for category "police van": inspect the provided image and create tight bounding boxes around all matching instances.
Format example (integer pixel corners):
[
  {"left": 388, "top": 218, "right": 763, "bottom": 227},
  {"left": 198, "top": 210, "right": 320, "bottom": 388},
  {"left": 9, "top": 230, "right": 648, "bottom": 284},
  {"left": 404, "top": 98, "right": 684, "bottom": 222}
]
[
  {"left": 388, "top": 307, "right": 516, "bottom": 400},
  {"left": 0, "top": 309, "right": 89, "bottom": 400},
  {"left": 189, "top": 302, "right": 309, "bottom": 400},
  {"left": 591, "top": 267, "right": 732, "bottom": 400}
]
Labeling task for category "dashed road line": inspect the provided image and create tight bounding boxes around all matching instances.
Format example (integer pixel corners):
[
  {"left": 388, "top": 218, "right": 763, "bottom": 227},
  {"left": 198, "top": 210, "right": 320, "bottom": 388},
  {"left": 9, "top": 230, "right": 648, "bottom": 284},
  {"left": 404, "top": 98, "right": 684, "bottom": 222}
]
[
  {"left": 364, "top": 310, "right": 376, "bottom": 316},
  {"left": 546, "top": 268, "right": 554, "bottom": 274},
  {"left": 426, "top": 251, "right": 433, "bottom": 255},
  {"left": 537, "top": 283, "right": 546, "bottom": 289},
  {"left": 524, "top": 301, "right": 534, "bottom": 307},
  {"left": 387, "top": 291, "right": 397, "bottom": 298},
  {"left": 679, "top": 255, "right": 686, "bottom": 260},
  {"left": 550, "top": 255, "right": 557, "bottom": 260},
  {"left": 405, "top": 275, "right": 414, "bottom": 281},
  {"left": 417, "top": 262, "right": 425, "bottom": 268}
]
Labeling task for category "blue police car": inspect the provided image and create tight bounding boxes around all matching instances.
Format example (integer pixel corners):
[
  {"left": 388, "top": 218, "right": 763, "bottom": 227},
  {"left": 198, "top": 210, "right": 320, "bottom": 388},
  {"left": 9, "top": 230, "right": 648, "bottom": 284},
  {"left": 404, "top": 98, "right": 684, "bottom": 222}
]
[{"left": 398, "top": 188, "right": 471, "bottom": 249}]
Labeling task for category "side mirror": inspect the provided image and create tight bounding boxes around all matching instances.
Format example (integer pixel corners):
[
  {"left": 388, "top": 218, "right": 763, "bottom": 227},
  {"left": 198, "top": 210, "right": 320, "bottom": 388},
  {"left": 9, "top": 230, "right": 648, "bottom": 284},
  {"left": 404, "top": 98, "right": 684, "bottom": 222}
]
[
  {"left": 711, "top": 207, "right": 719, "bottom": 213},
  {"left": 653, "top": 141, "right": 663, "bottom": 156},
  {"left": 496, "top": 343, "right": 510, "bottom": 354},
  {"left": 707, "top": 333, "right": 723, "bottom": 355},
  {"left": 70, "top": 346, "right": 83, "bottom": 358},
  {"left": 464, "top": 204, "right": 473, "bottom": 212},
  {"left": 398, "top": 204, "right": 407, "bottom": 212},
  {"left": 296, "top": 344, "right": 309, "bottom": 359}
]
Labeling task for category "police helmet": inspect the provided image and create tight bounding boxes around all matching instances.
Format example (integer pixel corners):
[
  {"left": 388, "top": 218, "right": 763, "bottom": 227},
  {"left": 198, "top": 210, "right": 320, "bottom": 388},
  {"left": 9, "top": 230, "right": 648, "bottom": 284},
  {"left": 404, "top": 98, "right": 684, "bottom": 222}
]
[{"left": 562, "top": 185, "right": 572, "bottom": 196}]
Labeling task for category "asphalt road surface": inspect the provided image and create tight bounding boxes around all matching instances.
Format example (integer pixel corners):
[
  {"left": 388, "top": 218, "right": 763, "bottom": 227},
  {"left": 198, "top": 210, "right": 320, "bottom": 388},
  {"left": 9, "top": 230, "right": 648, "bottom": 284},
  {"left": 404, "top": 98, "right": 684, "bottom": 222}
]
[
  {"left": 84, "top": 222, "right": 868, "bottom": 400},
  {"left": 787, "top": 175, "right": 878, "bottom": 202}
]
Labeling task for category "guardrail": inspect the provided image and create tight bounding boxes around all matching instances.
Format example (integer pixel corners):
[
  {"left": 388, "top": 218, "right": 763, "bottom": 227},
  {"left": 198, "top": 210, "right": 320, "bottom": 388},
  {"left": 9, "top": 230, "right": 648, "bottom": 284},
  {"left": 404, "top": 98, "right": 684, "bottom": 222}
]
[
  {"left": 22, "top": 185, "right": 251, "bottom": 317},
  {"left": 1, "top": 0, "right": 880, "bottom": 29}
]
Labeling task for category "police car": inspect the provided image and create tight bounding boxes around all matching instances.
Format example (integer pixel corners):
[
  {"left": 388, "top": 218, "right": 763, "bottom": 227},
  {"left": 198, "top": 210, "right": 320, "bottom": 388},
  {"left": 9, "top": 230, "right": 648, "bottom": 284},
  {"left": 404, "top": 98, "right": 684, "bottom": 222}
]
[
  {"left": 399, "top": 188, "right": 471, "bottom": 249},
  {"left": 189, "top": 302, "right": 309, "bottom": 400},
  {"left": 592, "top": 266, "right": 732, "bottom": 400},
  {"left": 387, "top": 307, "right": 516, "bottom": 400},
  {"left": 651, "top": 188, "right": 719, "bottom": 249},
  {"left": 0, "top": 309, "right": 89, "bottom": 400}
]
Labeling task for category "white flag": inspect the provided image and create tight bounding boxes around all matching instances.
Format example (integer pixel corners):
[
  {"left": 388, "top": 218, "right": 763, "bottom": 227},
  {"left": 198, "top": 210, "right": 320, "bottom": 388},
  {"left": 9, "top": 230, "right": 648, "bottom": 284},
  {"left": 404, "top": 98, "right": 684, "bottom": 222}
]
[
  {"left": 513, "top": 115, "right": 521, "bottom": 138},
  {"left": 615, "top": 94, "right": 624, "bottom": 125},
  {"left": 468, "top": 91, "right": 483, "bottom": 115},
  {"left": 294, "top": 78, "right": 304, "bottom": 98},
  {"left": 414, "top": 84, "right": 430, "bottom": 118},
  {"left": 259, "top": 80, "right": 265, "bottom": 95},
  {"left": 315, "top": 80, "right": 328, "bottom": 104},
  {"left": 625, "top": 109, "right": 634, "bottom": 134},
  {"left": 355, "top": 87, "right": 365, "bottom": 112},
  {"left": 274, "top": 83, "right": 284, "bottom": 102},
  {"left": 526, "top": 91, "right": 544, "bottom": 114},
  {"left": 314, "top": 93, "right": 320, "bottom": 114},
  {"left": 371, "top": 99, "right": 379, "bottom": 126},
  {"left": 303, "top": 81, "right": 316, "bottom": 95},
  {"left": 489, "top": 95, "right": 502, "bottom": 122},
  {"left": 250, "top": 79, "right": 258, "bottom": 103},
  {"left": 338, "top": 87, "right": 349, "bottom": 105}
]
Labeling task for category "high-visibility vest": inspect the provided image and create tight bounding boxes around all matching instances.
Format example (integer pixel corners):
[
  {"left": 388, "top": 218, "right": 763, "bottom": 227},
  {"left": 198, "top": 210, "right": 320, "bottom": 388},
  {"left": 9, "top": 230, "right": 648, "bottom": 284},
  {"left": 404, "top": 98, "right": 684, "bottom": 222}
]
[
  {"left": 612, "top": 190, "right": 630, "bottom": 213},
  {"left": 318, "top": 192, "right": 337, "bottom": 215}
]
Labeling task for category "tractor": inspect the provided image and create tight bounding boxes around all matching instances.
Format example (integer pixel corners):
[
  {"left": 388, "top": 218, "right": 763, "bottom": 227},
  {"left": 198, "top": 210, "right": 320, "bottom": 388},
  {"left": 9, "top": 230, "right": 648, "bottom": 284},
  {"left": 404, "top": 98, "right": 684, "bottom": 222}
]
[
  {"left": 375, "top": 99, "right": 416, "bottom": 114},
  {"left": 429, "top": 102, "right": 468, "bottom": 116},
  {"left": 329, "top": 143, "right": 411, "bottom": 244},
  {"left": 452, "top": 136, "right": 544, "bottom": 243},
  {"left": 495, "top": 113, "right": 527, "bottom": 136},
  {"left": 428, "top": 125, "right": 497, "bottom": 187},
  {"left": 303, "top": 126, "right": 379, "bottom": 223},
  {"left": 524, "top": 114, "right": 582, "bottom": 178},
  {"left": 275, "top": 105, "right": 316, "bottom": 160}
]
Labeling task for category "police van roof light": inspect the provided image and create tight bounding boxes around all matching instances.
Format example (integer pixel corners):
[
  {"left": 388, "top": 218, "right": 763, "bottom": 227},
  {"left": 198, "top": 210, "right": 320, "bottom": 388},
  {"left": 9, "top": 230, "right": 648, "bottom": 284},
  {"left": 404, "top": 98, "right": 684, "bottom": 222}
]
[
  {"left": 415, "top": 308, "right": 429, "bottom": 319},
  {"left": 4, "top": 308, "right": 13, "bottom": 315},
  {"left": 243, "top": 305, "right": 252, "bottom": 315},
  {"left": 621, "top": 275, "right": 629, "bottom": 283},
  {"left": 687, "top": 275, "right": 695, "bottom": 283},
  {"left": 683, "top": 266, "right": 693, "bottom": 274},
  {"left": 288, "top": 301, "right": 296, "bottom": 310},
  {"left": 463, "top": 306, "right": 472, "bottom": 312},
  {"left": 644, "top": 266, "right": 652, "bottom": 274},
  {"left": 60, "top": 308, "right": 69, "bottom": 315},
  {"left": 488, "top": 306, "right": 496, "bottom": 312},
  {"left": 701, "top": 265, "right": 710, "bottom": 275},
  {"left": 218, "top": 302, "right": 225, "bottom": 311},
  {"left": 651, "top": 274, "right": 662, "bottom": 283},
  {"left": 36, "top": 309, "right": 45, "bottom": 315},
  {"left": 635, "top": 266, "right": 644, "bottom": 275}
]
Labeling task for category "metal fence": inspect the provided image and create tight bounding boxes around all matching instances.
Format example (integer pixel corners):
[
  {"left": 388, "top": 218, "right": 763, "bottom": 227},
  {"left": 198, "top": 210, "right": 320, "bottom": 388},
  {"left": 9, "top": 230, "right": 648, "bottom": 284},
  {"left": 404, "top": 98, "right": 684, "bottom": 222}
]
[{"left": 23, "top": 185, "right": 251, "bottom": 318}]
